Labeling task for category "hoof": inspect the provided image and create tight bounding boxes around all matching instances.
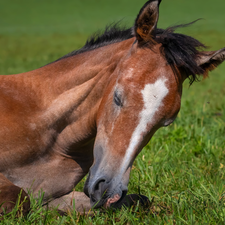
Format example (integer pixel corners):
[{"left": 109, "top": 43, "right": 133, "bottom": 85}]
[{"left": 111, "top": 194, "right": 150, "bottom": 209}]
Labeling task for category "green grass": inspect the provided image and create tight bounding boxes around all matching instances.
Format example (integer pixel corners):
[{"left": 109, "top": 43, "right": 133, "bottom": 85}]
[{"left": 0, "top": 0, "right": 225, "bottom": 224}]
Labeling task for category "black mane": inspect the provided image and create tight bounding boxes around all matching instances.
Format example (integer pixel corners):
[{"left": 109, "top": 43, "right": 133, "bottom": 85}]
[
  {"left": 56, "top": 22, "right": 207, "bottom": 84},
  {"left": 155, "top": 21, "right": 207, "bottom": 84},
  {"left": 55, "top": 24, "right": 133, "bottom": 62}
]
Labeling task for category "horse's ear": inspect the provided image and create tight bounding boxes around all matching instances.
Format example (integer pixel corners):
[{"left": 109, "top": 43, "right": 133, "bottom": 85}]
[
  {"left": 134, "top": 0, "right": 161, "bottom": 46},
  {"left": 197, "top": 48, "right": 225, "bottom": 73}
]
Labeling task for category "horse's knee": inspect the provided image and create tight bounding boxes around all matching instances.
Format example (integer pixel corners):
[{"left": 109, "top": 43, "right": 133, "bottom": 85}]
[{"left": 0, "top": 184, "right": 30, "bottom": 216}]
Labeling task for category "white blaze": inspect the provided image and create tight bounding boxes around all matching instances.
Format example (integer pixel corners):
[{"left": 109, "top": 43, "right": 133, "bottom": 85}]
[{"left": 120, "top": 78, "right": 169, "bottom": 172}]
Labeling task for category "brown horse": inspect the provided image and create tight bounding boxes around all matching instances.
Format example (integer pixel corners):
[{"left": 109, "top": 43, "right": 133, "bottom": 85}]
[{"left": 0, "top": 0, "right": 225, "bottom": 215}]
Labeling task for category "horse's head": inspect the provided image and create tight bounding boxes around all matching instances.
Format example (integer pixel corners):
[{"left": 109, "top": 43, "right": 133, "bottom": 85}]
[{"left": 84, "top": 0, "right": 225, "bottom": 208}]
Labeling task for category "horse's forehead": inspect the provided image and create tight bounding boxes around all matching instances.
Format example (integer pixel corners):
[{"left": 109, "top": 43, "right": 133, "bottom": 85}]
[
  {"left": 141, "top": 78, "right": 168, "bottom": 106},
  {"left": 118, "top": 63, "right": 169, "bottom": 92},
  {"left": 140, "top": 78, "right": 169, "bottom": 121},
  {"left": 120, "top": 49, "right": 168, "bottom": 83}
]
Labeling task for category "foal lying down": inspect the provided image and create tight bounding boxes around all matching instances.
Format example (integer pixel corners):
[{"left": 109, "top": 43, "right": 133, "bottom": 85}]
[{"left": 0, "top": 0, "right": 225, "bottom": 215}]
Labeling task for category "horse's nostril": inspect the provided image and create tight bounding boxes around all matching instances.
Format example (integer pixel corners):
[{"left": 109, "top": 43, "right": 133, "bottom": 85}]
[
  {"left": 89, "top": 178, "right": 109, "bottom": 208},
  {"left": 94, "top": 179, "right": 106, "bottom": 192},
  {"left": 89, "top": 178, "right": 108, "bottom": 205}
]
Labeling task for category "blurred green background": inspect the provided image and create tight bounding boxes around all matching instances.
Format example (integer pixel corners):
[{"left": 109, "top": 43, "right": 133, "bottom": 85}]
[
  {"left": 0, "top": 0, "right": 225, "bottom": 74},
  {"left": 0, "top": 0, "right": 225, "bottom": 35}
]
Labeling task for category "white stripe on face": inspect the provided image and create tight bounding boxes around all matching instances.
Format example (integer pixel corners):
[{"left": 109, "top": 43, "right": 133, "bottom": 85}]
[{"left": 120, "top": 78, "right": 168, "bottom": 172}]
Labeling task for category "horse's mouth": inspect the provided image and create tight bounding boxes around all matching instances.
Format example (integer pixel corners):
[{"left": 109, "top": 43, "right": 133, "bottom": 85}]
[
  {"left": 91, "top": 193, "right": 122, "bottom": 209},
  {"left": 89, "top": 189, "right": 127, "bottom": 209},
  {"left": 103, "top": 194, "right": 121, "bottom": 208},
  {"left": 104, "top": 189, "right": 128, "bottom": 208}
]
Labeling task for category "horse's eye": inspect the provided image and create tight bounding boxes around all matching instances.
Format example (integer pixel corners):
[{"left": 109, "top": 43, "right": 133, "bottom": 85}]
[{"left": 114, "top": 92, "right": 123, "bottom": 107}]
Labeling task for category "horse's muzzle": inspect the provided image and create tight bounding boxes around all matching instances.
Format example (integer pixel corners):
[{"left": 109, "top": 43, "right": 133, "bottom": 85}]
[
  {"left": 84, "top": 174, "right": 128, "bottom": 208},
  {"left": 84, "top": 143, "right": 131, "bottom": 208}
]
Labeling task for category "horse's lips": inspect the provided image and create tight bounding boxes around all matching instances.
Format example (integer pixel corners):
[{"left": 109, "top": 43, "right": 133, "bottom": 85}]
[{"left": 104, "top": 194, "right": 121, "bottom": 208}]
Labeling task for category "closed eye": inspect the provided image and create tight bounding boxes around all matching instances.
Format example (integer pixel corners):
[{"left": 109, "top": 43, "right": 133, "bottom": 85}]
[{"left": 114, "top": 92, "right": 123, "bottom": 107}]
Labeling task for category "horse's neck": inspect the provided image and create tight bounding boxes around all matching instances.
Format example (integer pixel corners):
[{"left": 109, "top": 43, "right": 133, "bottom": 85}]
[
  {"left": 0, "top": 39, "right": 132, "bottom": 155},
  {"left": 38, "top": 48, "right": 122, "bottom": 124},
  {"left": 28, "top": 40, "right": 132, "bottom": 146}
]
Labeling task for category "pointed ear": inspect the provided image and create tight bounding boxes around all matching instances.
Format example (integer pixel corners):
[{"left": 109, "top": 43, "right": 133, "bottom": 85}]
[
  {"left": 197, "top": 47, "right": 225, "bottom": 73},
  {"left": 134, "top": 0, "right": 161, "bottom": 46}
]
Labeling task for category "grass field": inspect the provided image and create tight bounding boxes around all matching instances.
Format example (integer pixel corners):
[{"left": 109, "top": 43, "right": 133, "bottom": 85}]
[{"left": 0, "top": 0, "right": 225, "bottom": 224}]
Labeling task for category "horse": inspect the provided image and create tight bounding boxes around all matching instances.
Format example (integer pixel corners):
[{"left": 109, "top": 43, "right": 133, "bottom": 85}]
[{"left": 0, "top": 0, "right": 224, "bottom": 215}]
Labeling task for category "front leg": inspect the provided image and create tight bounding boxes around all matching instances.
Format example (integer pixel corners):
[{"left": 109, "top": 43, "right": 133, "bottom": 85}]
[
  {"left": 0, "top": 173, "right": 30, "bottom": 216},
  {"left": 48, "top": 191, "right": 91, "bottom": 214},
  {"left": 48, "top": 191, "right": 150, "bottom": 214}
]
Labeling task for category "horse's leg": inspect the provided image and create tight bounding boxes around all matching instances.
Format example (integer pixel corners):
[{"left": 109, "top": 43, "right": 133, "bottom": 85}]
[
  {"left": 0, "top": 173, "right": 30, "bottom": 216},
  {"left": 48, "top": 191, "right": 150, "bottom": 215},
  {"left": 48, "top": 191, "right": 91, "bottom": 214}
]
